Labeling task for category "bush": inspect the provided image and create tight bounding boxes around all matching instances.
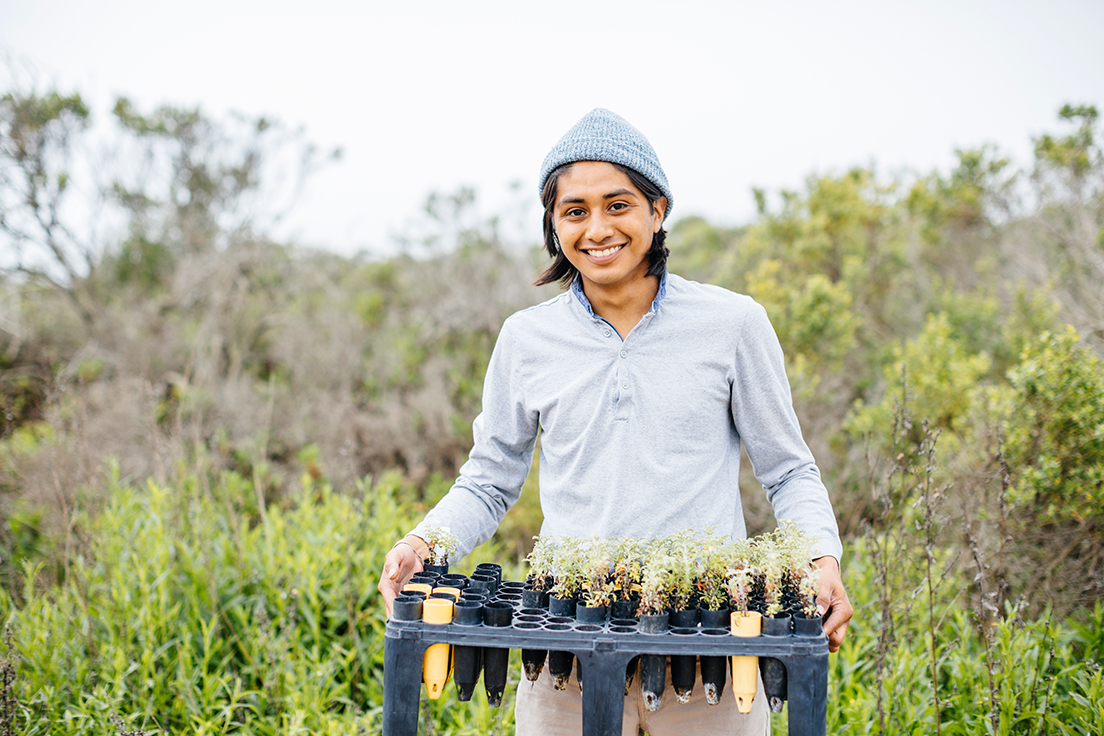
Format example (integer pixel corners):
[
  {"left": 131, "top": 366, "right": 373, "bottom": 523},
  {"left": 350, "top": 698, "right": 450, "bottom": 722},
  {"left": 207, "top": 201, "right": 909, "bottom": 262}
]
[
  {"left": 0, "top": 468, "right": 524, "bottom": 734},
  {"left": 1000, "top": 327, "right": 1104, "bottom": 525},
  {"left": 1, "top": 457, "right": 1101, "bottom": 734},
  {"left": 845, "top": 312, "right": 991, "bottom": 452}
]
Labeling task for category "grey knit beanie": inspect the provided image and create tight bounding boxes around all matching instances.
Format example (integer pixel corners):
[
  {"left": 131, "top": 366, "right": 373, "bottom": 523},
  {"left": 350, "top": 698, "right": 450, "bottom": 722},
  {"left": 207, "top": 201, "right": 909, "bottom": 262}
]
[{"left": 538, "top": 108, "right": 673, "bottom": 220}]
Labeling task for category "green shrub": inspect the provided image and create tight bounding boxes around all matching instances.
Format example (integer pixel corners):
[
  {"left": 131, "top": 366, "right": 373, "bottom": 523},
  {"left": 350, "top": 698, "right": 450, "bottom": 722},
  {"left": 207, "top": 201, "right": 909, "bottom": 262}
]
[
  {"left": 763, "top": 539, "right": 1104, "bottom": 736},
  {"left": 1, "top": 469, "right": 523, "bottom": 734},
  {"left": 1000, "top": 327, "right": 1104, "bottom": 524},
  {"left": 845, "top": 312, "right": 991, "bottom": 451}
]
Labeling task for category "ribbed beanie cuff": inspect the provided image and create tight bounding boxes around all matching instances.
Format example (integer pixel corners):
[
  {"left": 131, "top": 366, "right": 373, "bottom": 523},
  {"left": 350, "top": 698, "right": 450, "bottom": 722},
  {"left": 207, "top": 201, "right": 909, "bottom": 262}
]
[{"left": 538, "top": 108, "right": 672, "bottom": 220}]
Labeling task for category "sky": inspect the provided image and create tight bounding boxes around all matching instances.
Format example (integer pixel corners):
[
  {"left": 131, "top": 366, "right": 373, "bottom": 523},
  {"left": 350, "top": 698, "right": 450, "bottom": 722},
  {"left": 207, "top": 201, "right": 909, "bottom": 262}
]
[{"left": 2, "top": 0, "right": 1103, "bottom": 257}]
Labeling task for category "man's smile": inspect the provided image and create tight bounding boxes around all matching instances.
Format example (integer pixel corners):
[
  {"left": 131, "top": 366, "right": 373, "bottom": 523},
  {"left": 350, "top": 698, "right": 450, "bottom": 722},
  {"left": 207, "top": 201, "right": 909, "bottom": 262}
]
[{"left": 581, "top": 244, "right": 626, "bottom": 260}]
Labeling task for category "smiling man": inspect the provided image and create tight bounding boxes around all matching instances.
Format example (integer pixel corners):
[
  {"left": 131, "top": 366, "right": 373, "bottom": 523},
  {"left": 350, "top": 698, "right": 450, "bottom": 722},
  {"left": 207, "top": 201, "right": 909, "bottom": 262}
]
[
  {"left": 378, "top": 108, "right": 853, "bottom": 736},
  {"left": 544, "top": 160, "right": 665, "bottom": 338}
]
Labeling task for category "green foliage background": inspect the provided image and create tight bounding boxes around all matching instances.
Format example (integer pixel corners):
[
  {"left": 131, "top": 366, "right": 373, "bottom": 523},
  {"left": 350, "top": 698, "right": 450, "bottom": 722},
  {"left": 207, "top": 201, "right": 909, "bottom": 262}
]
[{"left": 2, "top": 80, "right": 1103, "bottom": 733}]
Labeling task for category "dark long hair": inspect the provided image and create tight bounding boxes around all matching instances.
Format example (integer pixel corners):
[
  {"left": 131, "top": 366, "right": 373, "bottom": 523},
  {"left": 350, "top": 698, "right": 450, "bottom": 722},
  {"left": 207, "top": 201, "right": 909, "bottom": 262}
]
[{"left": 534, "top": 162, "right": 669, "bottom": 288}]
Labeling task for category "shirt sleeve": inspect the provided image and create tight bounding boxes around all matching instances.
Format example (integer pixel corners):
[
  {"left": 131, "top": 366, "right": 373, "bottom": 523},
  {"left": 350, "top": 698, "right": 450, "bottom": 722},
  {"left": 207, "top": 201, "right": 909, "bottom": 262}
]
[
  {"left": 730, "top": 301, "right": 843, "bottom": 561},
  {"left": 410, "top": 317, "right": 539, "bottom": 562}
]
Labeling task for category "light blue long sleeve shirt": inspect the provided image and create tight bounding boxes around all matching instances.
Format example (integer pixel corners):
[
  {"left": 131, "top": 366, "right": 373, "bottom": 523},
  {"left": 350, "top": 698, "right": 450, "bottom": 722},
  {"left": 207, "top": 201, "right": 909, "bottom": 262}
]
[{"left": 412, "top": 272, "right": 843, "bottom": 562}]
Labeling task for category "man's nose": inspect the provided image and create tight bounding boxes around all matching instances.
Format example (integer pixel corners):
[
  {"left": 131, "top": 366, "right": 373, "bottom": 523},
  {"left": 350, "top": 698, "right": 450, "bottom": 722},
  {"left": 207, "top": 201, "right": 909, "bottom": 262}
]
[{"left": 585, "top": 212, "right": 614, "bottom": 242}]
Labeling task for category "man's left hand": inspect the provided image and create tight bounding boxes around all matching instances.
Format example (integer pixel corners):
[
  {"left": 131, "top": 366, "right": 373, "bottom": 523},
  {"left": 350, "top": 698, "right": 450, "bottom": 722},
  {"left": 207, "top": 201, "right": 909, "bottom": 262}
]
[{"left": 813, "top": 555, "right": 853, "bottom": 653}]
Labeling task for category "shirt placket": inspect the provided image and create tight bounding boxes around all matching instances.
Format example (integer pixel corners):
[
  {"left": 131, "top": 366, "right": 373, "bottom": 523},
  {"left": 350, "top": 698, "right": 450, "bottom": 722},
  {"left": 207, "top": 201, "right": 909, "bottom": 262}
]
[
  {"left": 575, "top": 276, "right": 662, "bottom": 424},
  {"left": 608, "top": 310, "right": 657, "bottom": 422}
]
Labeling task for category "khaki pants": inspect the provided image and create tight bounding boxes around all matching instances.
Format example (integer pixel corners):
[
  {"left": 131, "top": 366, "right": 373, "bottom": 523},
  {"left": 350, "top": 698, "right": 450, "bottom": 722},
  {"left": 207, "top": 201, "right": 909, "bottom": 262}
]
[{"left": 515, "top": 657, "right": 770, "bottom": 736}]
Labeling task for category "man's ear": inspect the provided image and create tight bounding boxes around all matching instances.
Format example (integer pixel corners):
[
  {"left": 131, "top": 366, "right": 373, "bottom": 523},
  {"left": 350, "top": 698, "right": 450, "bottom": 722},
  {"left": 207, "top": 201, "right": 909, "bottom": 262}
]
[{"left": 653, "top": 197, "right": 668, "bottom": 230}]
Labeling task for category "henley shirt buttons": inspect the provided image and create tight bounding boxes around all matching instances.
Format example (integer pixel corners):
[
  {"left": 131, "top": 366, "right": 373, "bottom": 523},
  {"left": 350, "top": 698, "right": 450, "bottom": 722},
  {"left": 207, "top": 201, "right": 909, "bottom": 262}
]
[
  {"left": 621, "top": 382, "right": 629, "bottom": 390},
  {"left": 603, "top": 328, "right": 612, "bottom": 337},
  {"left": 620, "top": 349, "right": 628, "bottom": 358}
]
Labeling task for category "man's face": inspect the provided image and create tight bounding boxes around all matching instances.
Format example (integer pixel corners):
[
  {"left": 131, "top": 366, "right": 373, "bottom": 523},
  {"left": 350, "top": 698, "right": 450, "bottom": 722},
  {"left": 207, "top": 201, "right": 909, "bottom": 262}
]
[{"left": 553, "top": 161, "right": 665, "bottom": 299}]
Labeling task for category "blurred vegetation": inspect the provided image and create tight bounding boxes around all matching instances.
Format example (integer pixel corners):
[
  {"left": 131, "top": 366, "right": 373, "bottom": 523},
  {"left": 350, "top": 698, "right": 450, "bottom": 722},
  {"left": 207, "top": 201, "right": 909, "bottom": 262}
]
[
  {"left": 1, "top": 67, "right": 1103, "bottom": 731},
  {"left": 0, "top": 446, "right": 1100, "bottom": 734},
  {"left": 0, "top": 468, "right": 528, "bottom": 734}
]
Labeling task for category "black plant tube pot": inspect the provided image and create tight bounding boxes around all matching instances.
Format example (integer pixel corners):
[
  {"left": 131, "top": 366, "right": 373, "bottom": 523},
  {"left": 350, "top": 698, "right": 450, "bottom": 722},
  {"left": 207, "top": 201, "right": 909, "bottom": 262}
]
[
  {"left": 440, "top": 574, "right": 469, "bottom": 590},
  {"left": 390, "top": 596, "right": 423, "bottom": 622},
  {"left": 469, "top": 573, "right": 497, "bottom": 594},
  {"left": 668, "top": 609, "right": 699, "bottom": 704},
  {"left": 409, "top": 572, "right": 441, "bottom": 586},
  {"left": 699, "top": 607, "right": 729, "bottom": 629},
  {"left": 474, "top": 562, "right": 502, "bottom": 584},
  {"left": 481, "top": 601, "right": 512, "bottom": 707},
  {"left": 521, "top": 648, "right": 546, "bottom": 682},
  {"left": 638, "top": 612, "right": 669, "bottom": 711},
  {"left": 624, "top": 657, "right": 638, "bottom": 695},
  {"left": 698, "top": 628, "right": 729, "bottom": 706},
  {"left": 794, "top": 612, "right": 823, "bottom": 637},
  {"left": 576, "top": 603, "right": 607, "bottom": 623},
  {"left": 669, "top": 627, "right": 698, "bottom": 703},
  {"left": 545, "top": 595, "right": 576, "bottom": 690},
  {"left": 542, "top": 617, "right": 576, "bottom": 690},
  {"left": 451, "top": 600, "right": 484, "bottom": 702},
  {"left": 521, "top": 587, "right": 548, "bottom": 610},
  {"left": 610, "top": 599, "right": 637, "bottom": 619},
  {"left": 760, "top": 614, "right": 793, "bottom": 713},
  {"left": 698, "top": 608, "right": 730, "bottom": 705},
  {"left": 670, "top": 608, "right": 699, "bottom": 627},
  {"left": 548, "top": 649, "right": 575, "bottom": 691},
  {"left": 548, "top": 594, "right": 576, "bottom": 617},
  {"left": 639, "top": 655, "right": 667, "bottom": 712},
  {"left": 638, "top": 611, "right": 669, "bottom": 632},
  {"left": 422, "top": 563, "right": 449, "bottom": 576}
]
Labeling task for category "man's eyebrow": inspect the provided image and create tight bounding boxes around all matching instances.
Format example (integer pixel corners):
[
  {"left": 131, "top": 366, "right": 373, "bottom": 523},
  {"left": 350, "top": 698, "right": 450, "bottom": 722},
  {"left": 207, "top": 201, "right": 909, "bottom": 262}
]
[{"left": 557, "top": 190, "right": 639, "bottom": 207}]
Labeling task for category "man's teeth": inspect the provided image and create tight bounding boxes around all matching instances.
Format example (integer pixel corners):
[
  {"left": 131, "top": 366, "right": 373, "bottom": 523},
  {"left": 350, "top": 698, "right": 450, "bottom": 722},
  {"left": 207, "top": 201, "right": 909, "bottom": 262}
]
[{"left": 588, "top": 245, "right": 623, "bottom": 258}]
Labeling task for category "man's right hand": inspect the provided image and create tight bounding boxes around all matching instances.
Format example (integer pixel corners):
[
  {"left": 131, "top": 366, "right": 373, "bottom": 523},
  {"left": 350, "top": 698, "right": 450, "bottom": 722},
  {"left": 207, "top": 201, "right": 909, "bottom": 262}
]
[{"left": 378, "top": 536, "right": 427, "bottom": 618}]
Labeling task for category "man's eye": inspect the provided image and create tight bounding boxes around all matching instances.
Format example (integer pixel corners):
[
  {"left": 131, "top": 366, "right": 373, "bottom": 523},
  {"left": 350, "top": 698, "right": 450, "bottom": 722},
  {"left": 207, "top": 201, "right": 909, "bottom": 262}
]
[
  {"left": 567, "top": 208, "right": 585, "bottom": 217},
  {"left": 609, "top": 202, "right": 628, "bottom": 211}
]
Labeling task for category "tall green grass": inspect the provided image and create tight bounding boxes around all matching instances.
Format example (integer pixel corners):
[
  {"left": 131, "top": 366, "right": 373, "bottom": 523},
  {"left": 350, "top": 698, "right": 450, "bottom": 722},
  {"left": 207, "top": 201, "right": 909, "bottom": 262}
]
[
  {"left": 0, "top": 467, "right": 524, "bottom": 734},
  {"left": 2, "top": 467, "right": 1101, "bottom": 734},
  {"left": 821, "top": 542, "right": 1104, "bottom": 735}
]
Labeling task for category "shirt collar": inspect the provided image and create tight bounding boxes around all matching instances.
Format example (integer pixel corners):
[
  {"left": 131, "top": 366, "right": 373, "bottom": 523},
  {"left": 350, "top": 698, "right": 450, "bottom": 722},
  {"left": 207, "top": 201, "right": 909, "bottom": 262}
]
[{"left": 570, "top": 271, "right": 669, "bottom": 318}]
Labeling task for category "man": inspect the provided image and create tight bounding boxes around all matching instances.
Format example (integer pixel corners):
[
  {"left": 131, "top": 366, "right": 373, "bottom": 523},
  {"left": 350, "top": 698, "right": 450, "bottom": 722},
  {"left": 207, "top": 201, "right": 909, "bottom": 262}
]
[{"left": 378, "top": 108, "right": 852, "bottom": 735}]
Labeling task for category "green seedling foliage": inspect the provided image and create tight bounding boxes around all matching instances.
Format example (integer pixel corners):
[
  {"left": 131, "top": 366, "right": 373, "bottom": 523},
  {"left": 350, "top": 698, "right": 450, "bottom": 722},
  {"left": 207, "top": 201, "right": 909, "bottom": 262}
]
[
  {"left": 664, "top": 530, "right": 699, "bottom": 612},
  {"left": 610, "top": 537, "right": 644, "bottom": 603},
  {"left": 549, "top": 536, "right": 587, "bottom": 600},
  {"left": 725, "top": 565, "right": 755, "bottom": 616},
  {"left": 638, "top": 552, "right": 673, "bottom": 617},
  {"left": 524, "top": 535, "right": 555, "bottom": 592},
  {"left": 421, "top": 524, "right": 460, "bottom": 566},
  {"left": 579, "top": 537, "right": 615, "bottom": 608},
  {"left": 695, "top": 532, "right": 732, "bottom": 611}
]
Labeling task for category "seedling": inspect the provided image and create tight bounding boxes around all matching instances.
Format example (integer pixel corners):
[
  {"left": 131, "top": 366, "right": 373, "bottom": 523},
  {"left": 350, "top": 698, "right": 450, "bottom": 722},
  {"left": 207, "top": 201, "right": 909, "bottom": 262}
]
[
  {"left": 638, "top": 547, "right": 673, "bottom": 617},
  {"left": 664, "top": 531, "right": 699, "bottom": 612},
  {"left": 422, "top": 525, "right": 459, "bottom": 567},
  {"left": 580, "top": 537, "right": 615, "bottom": 609},
  {"left": 550, "top": 536, "right": 587, "bottom": 600},
  {"left": 696, "top": 533, "right": 735, "bottom": 612},
  {"left": 799, "top": 565, "right": 821, "bottom": 619},
  {"left": 611, "top": 537, "right": 643, "bottom": 604}
]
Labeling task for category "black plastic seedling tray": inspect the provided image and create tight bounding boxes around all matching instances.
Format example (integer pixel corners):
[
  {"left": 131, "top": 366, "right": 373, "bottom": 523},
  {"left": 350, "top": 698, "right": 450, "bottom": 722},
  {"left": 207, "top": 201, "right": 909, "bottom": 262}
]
[{"left": 383, "top": 582, "right": 828, "bottom": 736}]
